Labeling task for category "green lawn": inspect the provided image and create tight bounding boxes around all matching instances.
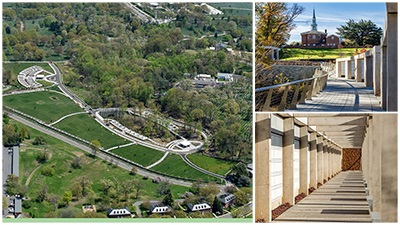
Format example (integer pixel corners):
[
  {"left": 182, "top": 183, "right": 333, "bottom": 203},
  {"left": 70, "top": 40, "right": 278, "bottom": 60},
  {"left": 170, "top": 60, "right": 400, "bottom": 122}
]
[
  {"left": 280, "top": 48, "right": 370, "bottom": 60},
  {"left": 111, "top": 145, "right": 165, "bottom": 167},
  {"left": 151, "top": 154, "right": 221, "bottom": 182},
  {"left": 3, "top": 91, "right": 84, "bottom": 123},
  {"left": 187, "top": 153, "right": 236, "bottom": 176},
  {"left": 3, "top": 62, "right": 53, "bottom": 75},
  {"left": 53, "top": 113, "right": 129, "bottom": 149},
  {"left": 10, "top": 119, "right": 190, "bottom": 218},
  {"left": 210, "top": 3, "right": 252, "bottom": 16}
]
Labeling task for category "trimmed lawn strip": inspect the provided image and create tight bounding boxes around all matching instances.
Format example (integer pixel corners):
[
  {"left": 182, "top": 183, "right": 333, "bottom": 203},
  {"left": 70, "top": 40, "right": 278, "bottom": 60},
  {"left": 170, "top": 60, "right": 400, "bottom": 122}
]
[
  {"left": 187, "top": 153, "right": 236, "bottom": 176},
  {"left": 10, "top": 119, "right": 190, "bottom": 218},
  {"left": 3, "top": 62, "right": 53, "bottom": 75},
  {"left": 151, "top": 154, "right": 220, "bottom": 182},
  {"left": 111, "top": 145, "right": 165, "bottom": 167},
  {"left": 3, "top": 91, "right": 84, "bottom": 123},
  {"left": 53, "top": 113, "right": 129, "bottom": 149},
  {"left": 281, "top": 48, "right": 370, "bottom": 60}
]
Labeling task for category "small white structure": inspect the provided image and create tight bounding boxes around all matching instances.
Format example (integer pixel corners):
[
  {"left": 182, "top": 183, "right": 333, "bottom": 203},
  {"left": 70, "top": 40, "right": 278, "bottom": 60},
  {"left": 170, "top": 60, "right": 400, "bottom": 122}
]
[
  {"left": 196, "top": 74, "right": 212, "bottom": 80},
  {"left": 187, "top": 203, "right": 211, "bottom": 212},
  {"left": 150, "top": 205, "right": 171, "bottom": 214},
  {"left": 179, "top": 140, "right": 191, "bottom": 148},
  {"left": 217, "top": 73, "right": 233, "bottom": 81},
  {"left": 107, "top": 207, "right": 132, "bottom": 218}
]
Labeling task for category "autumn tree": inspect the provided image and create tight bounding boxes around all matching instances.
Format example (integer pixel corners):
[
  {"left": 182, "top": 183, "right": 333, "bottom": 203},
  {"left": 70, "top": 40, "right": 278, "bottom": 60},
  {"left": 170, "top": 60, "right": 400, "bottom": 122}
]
[{"left": 256, "top": 3, "right": 304, "bottom": 68}]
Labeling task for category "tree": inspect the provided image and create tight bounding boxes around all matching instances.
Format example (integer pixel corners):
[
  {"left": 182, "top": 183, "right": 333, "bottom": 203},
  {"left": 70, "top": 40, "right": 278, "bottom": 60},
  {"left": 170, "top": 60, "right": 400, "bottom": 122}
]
[
  {"left": 120, "top": 180, "right": 134, "bottom": 201},
  {"left": 256, "top": 3, "right": 304, "bottom": 68},
  {"left": 133, "top": 179, "right": 144, "bottom": 199},
  {"left": 212, "top": 196, "right": 223, "bottom": 215},
  {"left": 130, "top": 167, "right": 137, "bottom": 175},
  {"left": 32, "top": 136, "right": 46, "bottom": 145},
  {"left": 337, "top": 19, "right": 382, "bottom": 46},
  {"left": 62, "top": 191, "right": 72, "bottom": 205},
  {"left": 90, "top": 140, "right": 101, "bottom": 156},
  {"left": 71, "top": 156, "right": 82, "bottom": 169},
  {"left": 162, "top": 192, "right": 174, "bottom": 206},
  {"left": 36, "top": 185, "right": 48, "bottom": 202},
  {"left": 75, "top": 176, "right": 92, "bottom": 197},
  {"left": 234, "top": 190, "right": 248, "bottom": 206},
  {"left": 157, "top": 181, "right": 171, "bottom": 196}
]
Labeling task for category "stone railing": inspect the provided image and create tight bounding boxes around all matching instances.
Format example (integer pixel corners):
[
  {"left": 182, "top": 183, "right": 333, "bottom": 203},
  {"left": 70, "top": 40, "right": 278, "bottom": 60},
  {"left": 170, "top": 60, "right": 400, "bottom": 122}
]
[{"left": 255, "top": 69, "right": 329, "bottom": 111}]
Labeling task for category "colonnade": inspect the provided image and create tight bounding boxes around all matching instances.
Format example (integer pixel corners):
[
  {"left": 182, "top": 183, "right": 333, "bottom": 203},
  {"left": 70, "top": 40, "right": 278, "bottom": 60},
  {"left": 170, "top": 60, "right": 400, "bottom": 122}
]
[{"left": 255, "top": 114, "right": 342, "bottom": 222}]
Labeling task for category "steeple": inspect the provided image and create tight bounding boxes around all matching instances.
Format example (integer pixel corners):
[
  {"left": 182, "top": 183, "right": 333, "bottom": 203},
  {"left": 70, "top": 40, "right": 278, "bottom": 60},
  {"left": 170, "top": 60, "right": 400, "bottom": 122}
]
[{"left": 311, "top": 8, "right": 318, "bottom": 31}]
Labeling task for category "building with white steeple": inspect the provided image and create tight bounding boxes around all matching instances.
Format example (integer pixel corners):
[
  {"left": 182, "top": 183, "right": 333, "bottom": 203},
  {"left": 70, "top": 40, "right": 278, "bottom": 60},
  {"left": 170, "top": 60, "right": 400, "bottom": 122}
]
[{"left": 300, "top": 9, "right": 340, "bottom": 48}]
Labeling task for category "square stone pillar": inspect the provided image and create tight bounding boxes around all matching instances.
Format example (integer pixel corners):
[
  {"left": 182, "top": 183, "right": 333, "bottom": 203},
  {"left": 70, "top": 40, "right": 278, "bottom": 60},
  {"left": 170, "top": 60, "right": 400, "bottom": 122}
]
[
  {"left": 386, "top": 8, "right": 398, "bottom": 112},
  {"left": 355, "top": 58, "right": 363, "bottom": 82},
  {"left": 323, "top": 139, "right": 328, "bottom": 181},
  {"left": 283, "top": 117, "right": 295, "bottom": 205},
  {"left": 372, "top": 46, "right": 381, "bottom": 95},
  {"left": 379, "top": 113, "right": 397, "bottom": 222},
  {"left": 380, "top": 45, "right": 387, "bottom": 110},
  {"left": 309, "top": 132, "right": 318, "bottom": 189},
  {"left": 299, "top": 126, "right": 309, "bottom": 195},
  {"left": 255, "top": 114, "right": 272, "bottom": 222},
  {"left": 317, "top": 135, "right": 324, "bottom": 185},
  {"left": 329, "top": 144, "right": 333, "bottom": 178},
  {"left": 345, "top": 60, "right": 353, "bottom": 79},
  {"left": 364, "top": 56, "right": 374, "bottom": 87},
  {"left": 276, "top": 50, "right": 280, "bottom": 61},
  {"left": 335, "top": 60, "right": 343, "bottom": 78},
  {"left": 370, "top": 116, "right": 381, "bottom": 214}
]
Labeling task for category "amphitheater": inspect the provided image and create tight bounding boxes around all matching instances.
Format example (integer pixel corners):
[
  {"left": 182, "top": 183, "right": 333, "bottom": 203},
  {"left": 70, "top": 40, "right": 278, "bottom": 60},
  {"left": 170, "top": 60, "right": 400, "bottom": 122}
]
[{"left": 17, "top": 66, "right": 53, "bottom": 89}]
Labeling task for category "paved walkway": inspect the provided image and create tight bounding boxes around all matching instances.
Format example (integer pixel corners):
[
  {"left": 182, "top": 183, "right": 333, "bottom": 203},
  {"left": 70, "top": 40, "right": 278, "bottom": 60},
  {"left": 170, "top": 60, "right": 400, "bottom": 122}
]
[
  {"left": 274, "top": 171, "right": 371, "bottom": 222},
  {"left": 290, "top": 77, "right": 382, "bottom": 112}
]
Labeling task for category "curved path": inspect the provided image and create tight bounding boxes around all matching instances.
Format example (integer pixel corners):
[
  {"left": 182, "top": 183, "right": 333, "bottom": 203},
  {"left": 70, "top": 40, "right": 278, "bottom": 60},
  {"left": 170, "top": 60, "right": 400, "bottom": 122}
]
[
  {"left": 25, "top": 164, "right": 43, "bottom": 186},
  {"left": 181, "top": 154, "right": 225, "bottom": 180},
  {"left": 146, "top": 152, "right": 169, "bottom": 169},
  {"left": 48, "top": 111, "right": 87, "bottom": 126}
]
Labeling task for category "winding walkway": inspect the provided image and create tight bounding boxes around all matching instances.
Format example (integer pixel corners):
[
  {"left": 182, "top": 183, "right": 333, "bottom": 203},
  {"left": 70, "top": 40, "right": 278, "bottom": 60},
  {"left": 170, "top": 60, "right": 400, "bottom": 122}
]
[
  {"left": 48, "top": 111, "right": 87, "bottom": 125},
  {"left": 146, "top": 152, "right": 169, "bottom": 169},
  {"left": 290, "top": 76, "right": 382, "bottom": 112},
  {"left": 274, "top": 171, "right": 371, "bottom": 222}
]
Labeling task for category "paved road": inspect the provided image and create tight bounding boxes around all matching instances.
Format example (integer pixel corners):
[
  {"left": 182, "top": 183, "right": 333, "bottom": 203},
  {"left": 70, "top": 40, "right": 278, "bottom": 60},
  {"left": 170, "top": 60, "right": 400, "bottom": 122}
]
[{"left": 8, "top": 113, "right": 194, "bottom": 187}]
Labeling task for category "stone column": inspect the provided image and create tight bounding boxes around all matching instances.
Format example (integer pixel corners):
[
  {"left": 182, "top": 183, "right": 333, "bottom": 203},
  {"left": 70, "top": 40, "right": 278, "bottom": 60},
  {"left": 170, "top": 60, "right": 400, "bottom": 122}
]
[
  {"left": 355, "top": 58, "right": 363, "bottom": 82},
  {"left": 345, "top": 59, "right": 352, "bottom": 79},
  {"left": 299, "top": 126, "right": 309, "bottom": 195},
  {"left": 386, "top": 5, "right": 398, "bottom": 112},
  {"left": 372, "top": 46, "right": 381, "bottom": 95},
  {"left": 309, "top": 132, "right": 318, "bottom": 189},
  {"left": 276, "top": 49, "right": 280, "bottom": 61},
  {"left": 335, "top": 60, "right": 343, "bottom": 78},
  {"left": 255, "top": 114, "right": 272, "bottom": 222},
  {"left": 379, "top": 113, "right": 397, "bottom": 221},
  {"left": 328, "top": 144, "right": 333, "bottom": 178},
  {"left": 323, "top": 139, "right": 328, "bottom": 182},
  {"left": 364, "top": 55, "right": 374, "bottom": 87},
  {"left": 370, "top": 116, "right": 381, "bottom": 214},
  {"left": 282, "top": 117, "right": 295, "bottom": 205},
  {"left": 317, "top": 135, "right": 324, "bottom": 185},
  {"left": 380, "top": 45, "right": 387, "bottom": 110}
]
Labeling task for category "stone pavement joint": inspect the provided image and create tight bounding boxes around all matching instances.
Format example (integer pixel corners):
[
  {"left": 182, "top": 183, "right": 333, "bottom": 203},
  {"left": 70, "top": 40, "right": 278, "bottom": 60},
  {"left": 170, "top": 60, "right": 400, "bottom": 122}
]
[
  {"left": 288, "top": 77, "right": 382, "bottom": 112},
  {"left": 274, "top": 171, "right": 372, "bottom": 223}
]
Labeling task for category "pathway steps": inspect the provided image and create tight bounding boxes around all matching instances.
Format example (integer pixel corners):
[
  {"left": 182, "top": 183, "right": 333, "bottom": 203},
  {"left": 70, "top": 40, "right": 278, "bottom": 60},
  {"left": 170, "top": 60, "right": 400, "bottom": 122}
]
[
  {"left": 274, "top": 171, "right": 372, "bottom": 223},
  {"left": 290, "top": 77, "right": 382, "bottom": 112}
]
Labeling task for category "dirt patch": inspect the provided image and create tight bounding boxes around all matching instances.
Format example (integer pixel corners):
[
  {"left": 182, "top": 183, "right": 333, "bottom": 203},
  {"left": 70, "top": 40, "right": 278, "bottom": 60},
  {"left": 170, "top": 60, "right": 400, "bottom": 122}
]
[
  {"left": 272, "top": 202, "right": 292, "bottom": 220},
  {"left": 73, "top": 151, "right": 84, "bottom": 157},
  {"left": 295, "top": 193, "right": 307, "bottom": 204}
]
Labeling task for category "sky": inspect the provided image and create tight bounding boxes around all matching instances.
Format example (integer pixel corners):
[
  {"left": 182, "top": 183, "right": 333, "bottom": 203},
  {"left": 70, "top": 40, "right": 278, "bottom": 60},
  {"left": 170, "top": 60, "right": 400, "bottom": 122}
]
[{"left": 287, "top": 2, "right": 386, "bottom": 43}]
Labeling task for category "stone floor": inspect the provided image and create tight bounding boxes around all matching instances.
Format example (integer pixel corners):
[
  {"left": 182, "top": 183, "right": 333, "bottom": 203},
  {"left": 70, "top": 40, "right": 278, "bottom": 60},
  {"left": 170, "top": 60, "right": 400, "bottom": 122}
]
[
  {"left": 274, "top": 171, "right": 372, "bottom": 222},
  {"left": 289, "top": 77, "right": 382, "bottom": 112}
]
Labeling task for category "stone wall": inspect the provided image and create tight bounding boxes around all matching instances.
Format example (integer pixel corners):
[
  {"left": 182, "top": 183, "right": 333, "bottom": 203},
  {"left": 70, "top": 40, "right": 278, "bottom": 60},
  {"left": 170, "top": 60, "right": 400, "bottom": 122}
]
[{"left": 257, "top": 65, "right": 319, "bottom": 88}]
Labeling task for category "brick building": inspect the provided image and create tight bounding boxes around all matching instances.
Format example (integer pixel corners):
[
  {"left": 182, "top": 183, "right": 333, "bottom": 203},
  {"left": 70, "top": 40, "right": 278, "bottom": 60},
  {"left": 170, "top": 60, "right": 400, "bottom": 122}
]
[{"left": 301, "top": 9, "right": 340, "bottom": 48}]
